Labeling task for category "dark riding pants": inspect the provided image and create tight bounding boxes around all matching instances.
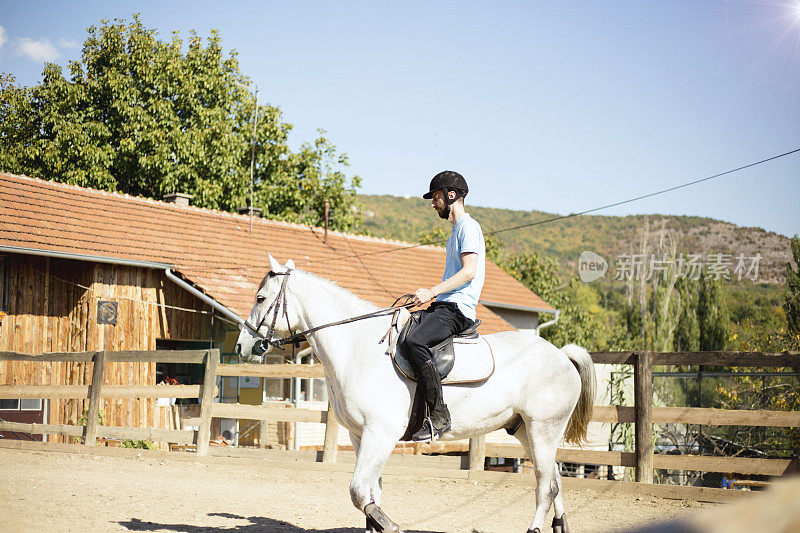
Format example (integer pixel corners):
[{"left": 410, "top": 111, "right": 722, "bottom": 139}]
[{"left": 400, "top": 301, "right": 473, "bottom": 371}]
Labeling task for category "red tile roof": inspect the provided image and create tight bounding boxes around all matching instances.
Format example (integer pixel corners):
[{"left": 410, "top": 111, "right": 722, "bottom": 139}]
[{"left": 0, "top": 173, "right": 553, "bottom": 333}]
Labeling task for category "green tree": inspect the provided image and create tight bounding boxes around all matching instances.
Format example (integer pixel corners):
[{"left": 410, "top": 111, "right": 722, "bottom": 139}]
[
  {"left": 418, "top": 227, "right": 449, "bottom": 247},
  {"left": 0, "top": 73, "right": 36, "bottom": 165},
  {"left": 672, "top": 277, "right": 700, "bottom": 351},
  {"left": 784, "top": 235, "right": 800, "bottom": 334},
  {"left": 500, "top": 251, "right": 562, "bottom": 305},
  {"left": 505, "top": 252, "right": 627, "bottom": 350},
  {"left": 0, "top": 15, "right": 361, "bottom": 230},
  {"left": 615, "top": 219, "right": 684, "bottom": 351},
  {"left": 698, "top": 276, "right": 730, "bottom": 351},
  {"left": 718, "top": 239, "right": 800, "bottom": 458}
]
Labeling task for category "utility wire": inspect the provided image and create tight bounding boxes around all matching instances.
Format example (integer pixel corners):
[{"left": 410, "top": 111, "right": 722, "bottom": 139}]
[
  {"left": 18, "top": 258, "right": 239, "bottom": 326},
  {"left": 72, "top": 145, "right": 799, "bottom": 276},
  {"left": 311, "top": 146, "right": 800, "bottom": 264}
]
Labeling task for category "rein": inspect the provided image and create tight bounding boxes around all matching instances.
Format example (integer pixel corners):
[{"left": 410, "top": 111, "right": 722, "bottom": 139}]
[{"left": 244, "top": 269, "right": 415, "bottom": 355}]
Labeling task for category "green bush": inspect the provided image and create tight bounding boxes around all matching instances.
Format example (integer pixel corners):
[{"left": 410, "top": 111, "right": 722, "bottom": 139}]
[{"left": 120, "top": 440, "right": 156, "bottom": 449}]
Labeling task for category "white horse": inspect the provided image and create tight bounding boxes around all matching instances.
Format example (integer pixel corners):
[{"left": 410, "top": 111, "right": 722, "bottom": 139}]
[{"left": 235, "top": 254, "right": 596, "bottom": 533}]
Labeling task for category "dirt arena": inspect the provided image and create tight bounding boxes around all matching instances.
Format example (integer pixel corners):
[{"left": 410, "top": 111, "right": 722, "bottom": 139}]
[{"left": 0, "top": 445, "right": 717, "bottom": 533}]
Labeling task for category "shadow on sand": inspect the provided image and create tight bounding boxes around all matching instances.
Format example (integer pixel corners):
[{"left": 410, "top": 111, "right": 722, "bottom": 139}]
[{"left": 118, "top": 512, "right": 445, "bottom": 533}]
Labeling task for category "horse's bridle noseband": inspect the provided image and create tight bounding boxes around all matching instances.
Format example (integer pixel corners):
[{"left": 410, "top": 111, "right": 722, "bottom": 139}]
[{"left": 243, "top": 269, "right": 293, "bottom": 355}]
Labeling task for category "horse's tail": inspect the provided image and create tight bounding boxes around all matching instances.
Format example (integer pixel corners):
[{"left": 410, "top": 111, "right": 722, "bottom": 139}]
[{"left": 561, "top": 344, "right": 596, "bottom": 445}]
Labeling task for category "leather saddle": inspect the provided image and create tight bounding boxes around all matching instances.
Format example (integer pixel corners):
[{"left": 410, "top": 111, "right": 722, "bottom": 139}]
[
  {"left": 395, "top": 310, "right": 481, "bottom": 379},
  {"left": 392, "top": 311, "right": 491, "bottom": 441}
]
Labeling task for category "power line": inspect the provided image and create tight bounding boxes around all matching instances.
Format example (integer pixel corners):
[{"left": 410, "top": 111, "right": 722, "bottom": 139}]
[
  {"left": 312, "top": 146, "right": 800, "bottom": 264},
  {"left": 145, "top": 145, "right": 800, "bottom": 274}
]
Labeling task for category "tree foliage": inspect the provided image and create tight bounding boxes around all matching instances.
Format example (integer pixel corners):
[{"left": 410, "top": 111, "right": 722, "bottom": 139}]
[
  {"left": 784, "top": 235, "right": 800, "bottom": 334},
  {"left": 417, "top": 214, "right": 798, "bottom": 460},
  {"left": 672, "top": 277, "right": 700, "bottom": 351},
  {"left": 697, "top": 277, "right": 730, "bottom": 351},
  {"left": 0, "top": 15, "right": 361, "bottom": 230}
]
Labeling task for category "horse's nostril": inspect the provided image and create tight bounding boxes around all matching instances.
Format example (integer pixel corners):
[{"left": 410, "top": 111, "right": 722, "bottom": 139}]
[{"left": 234, "top": 343, "right": 241, "bottom": 355}]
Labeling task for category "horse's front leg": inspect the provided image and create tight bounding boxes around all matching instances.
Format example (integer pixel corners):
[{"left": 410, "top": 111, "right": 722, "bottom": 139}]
[
  {"left": 350, "top": 428, "right": 401, "bottom": 533},
  {"left": 351, "top": 430, "right": 386, "bottom": 533},
  {"left": 350, "top": 431, "right": 384, "bottom": 507}
]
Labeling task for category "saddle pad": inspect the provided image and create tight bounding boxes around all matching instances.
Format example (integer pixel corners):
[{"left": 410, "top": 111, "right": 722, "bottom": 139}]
[{"left": 392, "top": 336, "right": 495, "bottom": 385}]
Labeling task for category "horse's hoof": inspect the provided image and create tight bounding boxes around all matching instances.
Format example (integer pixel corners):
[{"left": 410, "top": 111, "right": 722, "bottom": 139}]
[
  {"left": 365, "top": 503, "right": 401, "bottom": 532},
  {"left": 528, "top": 529, "right": 541, "bottom": 533},
  {"left": 366, "top": 516, "right": 402, "bottom": 533},
  {"left": 552, "top": 514, "right": 569, "bottom": 533}
]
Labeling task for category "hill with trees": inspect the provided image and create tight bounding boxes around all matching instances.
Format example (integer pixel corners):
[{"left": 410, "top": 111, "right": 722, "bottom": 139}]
[
  {"left": 356, "top": 194, "right": 796, "bottom": 353},
  {"left": 357, "top": 194, "right": 793, "bottom": 284}
]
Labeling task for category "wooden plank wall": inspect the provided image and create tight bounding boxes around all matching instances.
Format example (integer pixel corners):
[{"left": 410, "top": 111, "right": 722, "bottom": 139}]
[{"left": 0, "top": 255, "right": 225, "bottom": 442}]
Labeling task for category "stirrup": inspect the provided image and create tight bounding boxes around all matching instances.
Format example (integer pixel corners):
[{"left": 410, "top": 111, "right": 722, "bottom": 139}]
[
  {"left": 412, "top": 416, "right": 450, "bottom": 443},
  {"left": 411, "top": 417, "right": 436, "bottom": 443}
]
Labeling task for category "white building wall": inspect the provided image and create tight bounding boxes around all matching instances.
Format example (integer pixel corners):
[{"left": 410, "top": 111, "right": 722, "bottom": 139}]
[
  {"left": 485, "top": 307, "right": 539, "bottom": 331},
  {"left": 295, "top": 399, "right": 354, "bottom": 448}
]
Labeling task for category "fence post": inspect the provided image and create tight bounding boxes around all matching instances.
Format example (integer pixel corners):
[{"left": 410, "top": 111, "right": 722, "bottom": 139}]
[
  {"left": 195, "top": 349, "right": 219, "bottom": 456},
  {"left": 321, "top": 402, "right": 339, "bottom": 463},
  {"left": 83, "top": 350, "right": 106, "bottom": 446},
  {"left": 468, "top": 435, "right": 486, "bottom": 471},
  {"left": 259, "top": 420, "right": 268, "bottom": 449},
  {"left": 634, "top": 350, "right": 654, "bottom": 483}
]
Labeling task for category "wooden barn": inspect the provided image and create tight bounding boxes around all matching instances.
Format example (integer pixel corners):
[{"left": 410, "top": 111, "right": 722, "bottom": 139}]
[{"left": 0, "top": 172, "right": 556, "bottom": 447}]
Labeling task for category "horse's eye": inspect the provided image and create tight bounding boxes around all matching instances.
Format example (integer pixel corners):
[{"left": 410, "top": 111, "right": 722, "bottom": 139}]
[{"left": 256, "top": 295, "right": 266, "bottom": 303}]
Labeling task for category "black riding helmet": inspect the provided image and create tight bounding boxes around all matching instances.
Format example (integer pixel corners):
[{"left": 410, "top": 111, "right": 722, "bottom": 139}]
[{"left": 423, "top": 171, "right": 468, "bottom": 204}]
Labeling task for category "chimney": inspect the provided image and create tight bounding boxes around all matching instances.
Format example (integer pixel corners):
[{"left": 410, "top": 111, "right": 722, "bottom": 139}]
[
  {"left": 163, "top": 193, "right": 192, "bottom": 206},
  {"left": 237, "top": 206, "right": 262, "bottom": 217}
]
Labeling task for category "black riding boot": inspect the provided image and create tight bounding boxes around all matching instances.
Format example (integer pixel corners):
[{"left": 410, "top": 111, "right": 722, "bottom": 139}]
[{"left": 411, "top": 359, "right": 451, "bottom": 442}]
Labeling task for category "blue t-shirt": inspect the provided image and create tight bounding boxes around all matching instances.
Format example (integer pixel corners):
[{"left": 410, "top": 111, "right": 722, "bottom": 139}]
[{"left": 436, "top": 213, "right": 485, "bottom": 320}]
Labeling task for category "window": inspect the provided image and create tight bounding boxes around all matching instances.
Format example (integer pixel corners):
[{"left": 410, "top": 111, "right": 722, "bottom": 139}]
[
  {"left": 300, "top": 352, "right": 328, "bottom": 403},
  {"left": 0, "top": 399, "right": 19, "bottom": 410},
  {"left": 21, "top": 399, "right": 42, "bottom": 410},
  {"left": 0, "top": 399, "right": 42, "bottom": 411},
  {"left": 155, "top": 339, "right": 213, "bottom": 404}
]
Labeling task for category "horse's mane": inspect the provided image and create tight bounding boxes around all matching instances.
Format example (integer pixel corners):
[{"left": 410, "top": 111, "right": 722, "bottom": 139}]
[{"left": 295, "top": 268, "right": 380, "bottom": 312}]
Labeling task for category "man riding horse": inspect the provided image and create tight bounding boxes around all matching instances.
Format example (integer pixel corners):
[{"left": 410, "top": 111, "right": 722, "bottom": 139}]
[{"left": 401, "top": 170, "right": 486, "bottom": 442}]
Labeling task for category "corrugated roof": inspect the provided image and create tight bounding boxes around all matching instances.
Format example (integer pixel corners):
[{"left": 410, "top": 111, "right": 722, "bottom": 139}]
[{"left": 0, "top": 172, "right": 554, "bottom": 333}]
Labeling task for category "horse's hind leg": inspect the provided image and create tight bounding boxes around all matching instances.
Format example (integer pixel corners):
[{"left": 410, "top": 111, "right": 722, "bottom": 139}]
[
  {"left": 523, "top": 420, "right": 561, "bottom": 533},
  {"left": 515, "top": 424, "right": 568, "bottom": 533},
  {"left": 551, "top": 463, "right": 569, "bottom": 533}
]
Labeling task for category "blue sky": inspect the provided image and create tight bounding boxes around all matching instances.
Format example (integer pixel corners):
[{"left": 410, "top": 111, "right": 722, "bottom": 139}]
[{"left": 2, "top": 1, "right": 799, "bottom": 237}]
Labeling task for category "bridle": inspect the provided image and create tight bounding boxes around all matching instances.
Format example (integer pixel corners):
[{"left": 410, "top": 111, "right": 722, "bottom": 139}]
[
  {"left": 242, "top": 268, "right": 416, "bottom": 357},
  {"left": 242, "top": 269, "right": 293, "bottom": 356}
]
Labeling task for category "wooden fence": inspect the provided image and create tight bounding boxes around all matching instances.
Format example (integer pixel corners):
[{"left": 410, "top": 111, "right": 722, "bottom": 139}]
[
  {"left": 2, "top": 349, "right": 799, "bottom": 490},
  {"left": 0, "top": 350, "right": 218, "bottom": 449},
  {"left": 583, "top": 350, "right": 800, "bottom": 483}
]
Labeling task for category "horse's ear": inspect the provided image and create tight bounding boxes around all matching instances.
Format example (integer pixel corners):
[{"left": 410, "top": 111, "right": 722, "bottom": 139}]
[
  {"left": 267, "top": 252, "right": 283, "bottom": 273},
  {"left": 285, "top": 259, "right": 295, "bottom": 270}
]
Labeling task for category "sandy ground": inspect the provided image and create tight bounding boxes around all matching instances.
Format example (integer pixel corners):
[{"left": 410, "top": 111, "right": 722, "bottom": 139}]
[{"left": 0, "top": 446, "right": 716, "bottom": 533}]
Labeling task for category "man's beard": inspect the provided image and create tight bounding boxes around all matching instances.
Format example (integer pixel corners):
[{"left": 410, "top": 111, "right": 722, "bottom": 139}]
[{"left": 437, "top": 203, "right": 450, "bottom": 220}]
